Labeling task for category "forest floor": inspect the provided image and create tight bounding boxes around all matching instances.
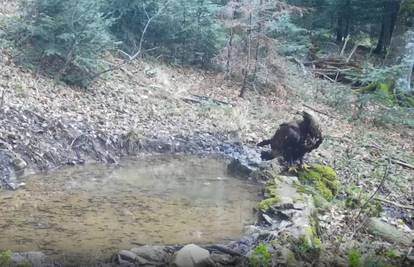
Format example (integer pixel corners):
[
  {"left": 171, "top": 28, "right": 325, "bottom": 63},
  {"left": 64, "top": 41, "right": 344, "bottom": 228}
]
[
  {"left": 0, "top": 47, "right": 413, "bottom": 262},
  {"left": 0, "top": 0, "right": 413, "bottom": 262}
]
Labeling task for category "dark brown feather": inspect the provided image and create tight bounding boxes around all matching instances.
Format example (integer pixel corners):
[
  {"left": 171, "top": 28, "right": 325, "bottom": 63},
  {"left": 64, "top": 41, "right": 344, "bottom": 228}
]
[{"left": 257, "top": 112, "right": 323, "bottom": 164}]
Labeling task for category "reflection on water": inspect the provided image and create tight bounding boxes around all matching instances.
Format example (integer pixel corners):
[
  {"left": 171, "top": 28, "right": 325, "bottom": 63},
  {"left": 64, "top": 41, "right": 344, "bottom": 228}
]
[{"left": 0, "top": 155, "right": 260, "bottom": 259}]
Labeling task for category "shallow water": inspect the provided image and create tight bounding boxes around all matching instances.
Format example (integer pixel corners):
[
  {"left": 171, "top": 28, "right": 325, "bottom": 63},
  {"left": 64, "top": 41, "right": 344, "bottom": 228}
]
[{"left": 0, "top": 155, "right": 260, "bottom": 259}]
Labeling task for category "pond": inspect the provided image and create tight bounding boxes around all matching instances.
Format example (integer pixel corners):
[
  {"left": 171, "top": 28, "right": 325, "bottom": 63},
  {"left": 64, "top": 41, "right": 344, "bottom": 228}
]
[{"left": 0, "top": 155, "right": 261, "bottom": 261}]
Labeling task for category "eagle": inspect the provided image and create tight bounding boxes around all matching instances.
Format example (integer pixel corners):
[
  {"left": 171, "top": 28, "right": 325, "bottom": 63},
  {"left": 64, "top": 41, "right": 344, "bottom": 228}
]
[{"left": 257, "top": 111, "right": 323, "bottom": 172}]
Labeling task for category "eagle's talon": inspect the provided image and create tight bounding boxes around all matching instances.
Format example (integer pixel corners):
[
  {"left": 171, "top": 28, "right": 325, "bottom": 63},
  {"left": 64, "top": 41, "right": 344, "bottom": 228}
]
[
  {"left": 288, "top": 164, "right": 299, "bottom": 174},
  {"left": 300, "top": 164, "right": 310, "bottom": 171}
]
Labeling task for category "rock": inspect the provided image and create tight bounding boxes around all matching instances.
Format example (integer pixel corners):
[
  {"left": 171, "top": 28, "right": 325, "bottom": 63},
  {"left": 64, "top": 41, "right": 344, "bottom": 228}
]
[
  {"left": 272, "top": 245, "right": 297, "bottom": 267},
  {"left": 367, "top": 217, "right": 414, "bottom": 246},
  {"left": 130, "top": 245, "right": 170, "bottom": 265},
  {"left": 210, "top": 252, "right": 247, "bottom": 266},
  {"left": 12, "top": 156, "right": 27, "bottom": 171},
  {"left": 145, "top": 68, "right": 157, "bottom": 78},
  {"left": 12, "top": 252, "right": 47, "bottom": 267},
  {"left": 118, "top": 250, "right": 138, "bottom": 262},
  {"left": 209, "top": 252, "right": 234, "bottom": 265},
  {"left": 227, "top": 158, "right": 253, "bottom": 177},
  {"left": 171, "top": 244, "right": 214, "bottom": 267}
]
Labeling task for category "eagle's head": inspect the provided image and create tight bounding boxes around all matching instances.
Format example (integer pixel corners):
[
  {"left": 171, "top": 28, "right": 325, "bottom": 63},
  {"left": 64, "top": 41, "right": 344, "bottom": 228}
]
[{"left": 301, "top": 111, "right": 313, "bottom": 121}]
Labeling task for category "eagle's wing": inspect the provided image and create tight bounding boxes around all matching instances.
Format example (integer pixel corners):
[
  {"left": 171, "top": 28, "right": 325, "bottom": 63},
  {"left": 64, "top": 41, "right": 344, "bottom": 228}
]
[
  {"left": 302, "top": 129, "right": 323, "bottom": 152},
  {"left": 273, "top": 123, "right": 301, "bottom": 149}
]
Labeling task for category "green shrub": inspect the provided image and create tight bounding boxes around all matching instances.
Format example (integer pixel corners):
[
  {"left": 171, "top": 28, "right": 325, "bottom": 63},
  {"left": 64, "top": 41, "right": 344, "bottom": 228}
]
[
  {"left": 249, "top": 244, "right": 272, "bottom": 267},
  {"left": 265, "top": 13, "right": 310, "bottom": 58},
  {"left": 105, "top": 0, "right": 226, "bottom": 67},
  {"left": 8, "top": 0, "right": 115, "bottom": 87},
  {"left": 296, "top": 231, "right": 322, "bottom": 260},
  {"left": 344, "top": 185, "right": 383, "bottom": 217},
  {"left": 0, "top": 251, "right": 12, "bottom": 267}
]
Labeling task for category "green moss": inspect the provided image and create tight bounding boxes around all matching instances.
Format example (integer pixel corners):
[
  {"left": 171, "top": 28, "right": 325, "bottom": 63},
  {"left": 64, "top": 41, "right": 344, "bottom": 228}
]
[
  {"left": 259, "top": 197, "right": 280, "bottom": 212},
  {"left": 298, "top": 165, "right": 339, "bottom": 201},
  {"left": 355, "top": 80, "right": 396, "bottom": 103},
  {"left": 264, "top": 184, "right": 277, "bottom": 198},
  {"left": 377, "top": 80, "right": 394, "bottom": 95},
  {"left": 348, "top": 249, "right": 362, "bottom": 267},
  {"left": 355, "top": 82, "right": 377, "bottom": 93},
  {"left": 259, "top": 178, "right": 281, "bottom": 212},
  {"left": 313, "top": 194, "right": 329, "bottom": 209},
  {"left": 385, "top": 250, "right": 399, "bottom": 259}
]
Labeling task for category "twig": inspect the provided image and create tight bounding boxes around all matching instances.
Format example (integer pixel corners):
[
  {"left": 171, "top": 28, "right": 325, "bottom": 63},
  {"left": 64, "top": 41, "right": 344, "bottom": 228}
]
[
  {"left": 303, "top": 104, "right": 337, "bottom": 119},
  {"left": 374, "top": 197, "right": 414, "bottom": 211},
  {"left": 355, "top": 160, "right": 391, "bottom": 222}
]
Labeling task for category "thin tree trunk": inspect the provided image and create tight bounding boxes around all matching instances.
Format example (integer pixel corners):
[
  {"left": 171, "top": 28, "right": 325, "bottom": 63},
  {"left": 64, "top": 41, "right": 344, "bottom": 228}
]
[
  {"left": 239, "top": 12, "right": 252, "bottom": 98},
  {"left": 226, "top": 29, "right": 234, "bottom": 76},
  {"left": 336, "top": 15, "right": 343, "bottom": 43},
  {"left": 374, "top": 23, "right": 386, "bottom": 54},
  {"left": 252, "top": 0, "right": 263, "bottom": 84}
]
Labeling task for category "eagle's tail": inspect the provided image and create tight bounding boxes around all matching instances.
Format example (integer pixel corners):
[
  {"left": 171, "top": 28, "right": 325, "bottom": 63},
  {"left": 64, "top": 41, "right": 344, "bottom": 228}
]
[{"left": 257, "top": 139, "right": 271, "bottom": 147}]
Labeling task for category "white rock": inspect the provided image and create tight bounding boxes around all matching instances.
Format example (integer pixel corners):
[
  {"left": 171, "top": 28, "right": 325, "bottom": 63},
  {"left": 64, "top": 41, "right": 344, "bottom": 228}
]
[{"left": 171, "top": 244, "right": 213, "bottom": 267}]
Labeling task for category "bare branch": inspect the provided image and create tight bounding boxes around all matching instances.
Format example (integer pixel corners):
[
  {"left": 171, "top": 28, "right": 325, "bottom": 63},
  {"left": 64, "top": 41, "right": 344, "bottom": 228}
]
[{"left": 89, "top": 0, "right": 171, "bottom": 83}]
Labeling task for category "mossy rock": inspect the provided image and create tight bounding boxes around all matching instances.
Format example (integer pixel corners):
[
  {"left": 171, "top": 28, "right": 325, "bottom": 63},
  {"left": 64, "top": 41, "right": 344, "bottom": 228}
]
[
  {"left": 355, "top": 80, "right": 395, "bottom": 98},
  {"left": 259, "top": 197, "right": 280, "bottom": 212},
  {"left": 298, "top": 165, "right": 339, "bottom": 201},
  {"left": 295, "top": 227, "right": 322, "bottom": 260},
  {"left": 259, "top": 178, "right": 281, "bottom": 212}
]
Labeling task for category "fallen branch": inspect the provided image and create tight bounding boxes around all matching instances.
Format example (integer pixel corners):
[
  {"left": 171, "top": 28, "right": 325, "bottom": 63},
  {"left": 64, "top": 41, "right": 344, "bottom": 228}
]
[
  {"left": 389, "top": 158, "right": 414, "bottom": 170},
  {"left": 346, "top": 43, "right": 360, "bottom": 63},
  {"left": 374, "top": 197, "right": 414, "bottom": 211},
  {"left": 313, "top": 71, "right": 336, "bottom": 83},
  {"left": 303, "top": 104, "right": 337, "bottom": 120},
  {"left": 340, "top": 35, "right": 350, "bottom": 56}
]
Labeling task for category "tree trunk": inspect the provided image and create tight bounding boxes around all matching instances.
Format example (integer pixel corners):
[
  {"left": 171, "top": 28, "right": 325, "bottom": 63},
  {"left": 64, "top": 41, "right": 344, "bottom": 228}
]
[
  {"left": 387, "top": 0, "right": 414, "bottom": 94},
  {"left": 375, "top": 0, "right": 401, "bottom": 54},
  {"left": 374, "top": 23, "right": 386, "bottom": 54},
  {"left": 336, "top": 15, "right": 343, "bottom": 42}
]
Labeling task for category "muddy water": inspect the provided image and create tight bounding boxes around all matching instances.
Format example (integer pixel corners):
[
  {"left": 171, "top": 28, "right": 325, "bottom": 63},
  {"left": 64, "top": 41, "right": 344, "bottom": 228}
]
[{"left": 0, "top": 156, "right": 260, "bottom": 259}]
